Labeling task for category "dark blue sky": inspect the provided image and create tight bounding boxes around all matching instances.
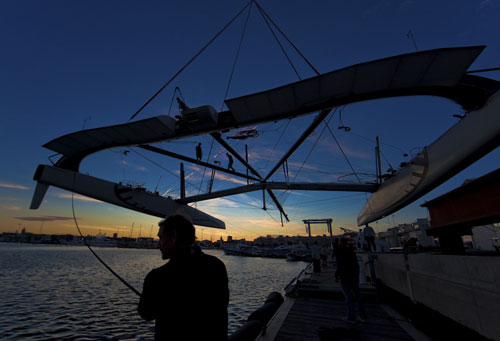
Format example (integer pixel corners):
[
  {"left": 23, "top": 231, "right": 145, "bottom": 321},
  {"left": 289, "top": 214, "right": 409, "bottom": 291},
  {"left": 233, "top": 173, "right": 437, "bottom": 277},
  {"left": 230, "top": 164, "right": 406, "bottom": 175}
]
[{"left": 1, "top": 0, "right": 499, "bottom": 238}]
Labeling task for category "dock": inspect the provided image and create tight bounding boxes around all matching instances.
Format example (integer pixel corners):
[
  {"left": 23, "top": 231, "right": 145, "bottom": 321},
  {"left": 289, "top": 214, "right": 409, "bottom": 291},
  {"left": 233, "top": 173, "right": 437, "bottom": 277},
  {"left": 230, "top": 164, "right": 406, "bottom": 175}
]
[{"left": 257, "top": 262, "right": 429, "bottom": 341}]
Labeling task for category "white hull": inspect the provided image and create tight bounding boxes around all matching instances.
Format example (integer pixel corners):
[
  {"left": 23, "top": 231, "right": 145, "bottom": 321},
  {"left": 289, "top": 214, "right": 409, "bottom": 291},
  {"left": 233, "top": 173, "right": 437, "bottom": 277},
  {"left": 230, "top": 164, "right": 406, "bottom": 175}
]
[
  {"left": 358, "top": 89, "right": 500, "bottom": 225},
  {"left": 30, "top": 165, "right": 225, "bottom": 229}
]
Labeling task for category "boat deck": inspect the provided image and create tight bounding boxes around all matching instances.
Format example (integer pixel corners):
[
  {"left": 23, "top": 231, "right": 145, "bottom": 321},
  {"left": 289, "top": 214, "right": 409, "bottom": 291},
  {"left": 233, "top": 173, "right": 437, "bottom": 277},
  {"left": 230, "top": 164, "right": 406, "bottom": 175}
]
[{"left": 258, "top": 262, "right": 429, "bottom": 341}]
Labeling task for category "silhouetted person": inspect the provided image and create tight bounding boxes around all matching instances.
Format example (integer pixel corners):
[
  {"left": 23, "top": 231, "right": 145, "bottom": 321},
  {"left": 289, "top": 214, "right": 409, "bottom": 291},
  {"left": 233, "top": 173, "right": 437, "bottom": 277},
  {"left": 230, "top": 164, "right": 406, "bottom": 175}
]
[
  {"left": 356, "top": 229, "right": 364, "bottom": 251},
  {"left": 363, "top": 225, "right": 376, "bottom": 252},
  {"left": 334, "top": 238, "right": 366, "bottom": 323},
  {"left": 196, "top": 143, "right": 202, "bottom": 162},
  {"left": 226, "top": 153, "right": 234, "bottom": 171},
  {"left": 320, "top": 245, "right": 329, "bottom": 266},
  {"left": 311, "top": 242, "right": 321, "bottom": 273},
  {"left": 138, "top": 215, "right": 229, "bottom": 340}
]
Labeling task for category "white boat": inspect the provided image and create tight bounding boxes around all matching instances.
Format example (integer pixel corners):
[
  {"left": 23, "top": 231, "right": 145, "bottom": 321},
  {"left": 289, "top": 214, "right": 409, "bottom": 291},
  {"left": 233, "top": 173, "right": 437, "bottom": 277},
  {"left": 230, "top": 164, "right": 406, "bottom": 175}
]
[{"left": 29, "top": 46, "right": 500, "bottom": 227}]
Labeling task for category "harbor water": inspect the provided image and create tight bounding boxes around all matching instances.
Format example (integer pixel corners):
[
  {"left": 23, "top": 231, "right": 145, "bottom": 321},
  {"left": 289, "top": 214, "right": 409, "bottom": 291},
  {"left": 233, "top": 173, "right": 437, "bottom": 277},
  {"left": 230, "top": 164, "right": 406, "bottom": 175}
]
[{"left": 0, "top": 243, "right": 306, "bottom": 340}]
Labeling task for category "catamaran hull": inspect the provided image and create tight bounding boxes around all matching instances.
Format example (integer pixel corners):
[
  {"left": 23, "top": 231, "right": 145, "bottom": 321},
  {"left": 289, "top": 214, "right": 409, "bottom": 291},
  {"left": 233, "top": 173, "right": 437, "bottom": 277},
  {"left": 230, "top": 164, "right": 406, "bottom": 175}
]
[
  {"left": 358, "top": 89, "right": 500, "bottom": 226},
  {"left": 30, "top": 165, "right": 225, "bottom": 229}
]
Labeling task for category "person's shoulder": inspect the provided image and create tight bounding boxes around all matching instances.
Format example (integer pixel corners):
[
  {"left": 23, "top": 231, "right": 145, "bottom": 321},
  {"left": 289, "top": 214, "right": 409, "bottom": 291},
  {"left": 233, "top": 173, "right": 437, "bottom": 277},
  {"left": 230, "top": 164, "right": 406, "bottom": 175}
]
[
  {"left": 198, "top": 252, "right": 225, "bottom": 265},
  {"left": 146, "top": 262, "right": 170, "bottom": 278},
  {"left": 198, "top": 252, "right": 227, "bottom": 270}
]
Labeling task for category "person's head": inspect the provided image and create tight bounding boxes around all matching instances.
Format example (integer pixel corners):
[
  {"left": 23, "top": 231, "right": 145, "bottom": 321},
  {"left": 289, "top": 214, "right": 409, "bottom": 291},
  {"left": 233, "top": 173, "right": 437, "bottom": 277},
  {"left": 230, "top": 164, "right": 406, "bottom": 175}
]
[
  {"left": 158, "top": 215, "right": 196, "bottom": 259},
  {"left": 198, "top": 142, "right": 201, "bottom": 146},
  {"left": 339, "top": 237, "right": 349, "bottom": 248}
]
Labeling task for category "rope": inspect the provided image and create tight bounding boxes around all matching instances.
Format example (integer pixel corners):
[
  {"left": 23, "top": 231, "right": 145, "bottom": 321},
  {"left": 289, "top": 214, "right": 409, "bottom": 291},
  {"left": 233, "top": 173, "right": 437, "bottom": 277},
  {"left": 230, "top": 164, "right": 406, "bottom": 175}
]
[
  {"left": 129, "top": 148, "right": 202, "bottom": 192},
  {"left": 256, "top": 3, "right": 301, "bottom": 80},
  {"left": 253, "top": 1, "right": 320, "bottom": 76},
  {"left": 290, "top": 110, "right": 336, "bottom": 184},
  {"left": 71, "top": 187, "right": 141, "bottom": 297},
  {"left": 278, "top": 111, "right": 336, "bottom": 206},
  {"left": 197, "top": 138, "right": 216, "bottom": 197},
  {"left": 128, "top": 0, "right": 253, "bottom": 121},
  {"left": 220, "top": 2, "right": 254, "bottom": 111},
  {"left": 263, "top": 119, "right": 291, "bottom": 171},
  {"left": 324, "top": 122, "right": 362, "bottom": 183},
  {"left": 167, "top": 86, "right": 186, "bottom": 117}
]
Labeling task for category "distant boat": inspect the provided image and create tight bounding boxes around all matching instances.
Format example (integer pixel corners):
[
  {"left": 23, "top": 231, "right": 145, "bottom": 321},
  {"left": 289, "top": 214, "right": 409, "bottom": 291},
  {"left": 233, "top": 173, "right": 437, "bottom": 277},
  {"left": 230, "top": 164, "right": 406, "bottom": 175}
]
[{"left": 88, "top": 234, "right": 117, "bottom": 248}]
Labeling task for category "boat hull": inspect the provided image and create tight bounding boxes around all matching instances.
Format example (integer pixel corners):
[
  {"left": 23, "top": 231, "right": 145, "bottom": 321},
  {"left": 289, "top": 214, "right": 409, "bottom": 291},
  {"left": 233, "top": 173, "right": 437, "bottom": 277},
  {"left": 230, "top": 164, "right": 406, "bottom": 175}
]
[
  {"left": 30, "top": 165, "right": 225, "bottom": 229},
  {"left": 358, "top": 89, "right": 500, "bottom": 225}
]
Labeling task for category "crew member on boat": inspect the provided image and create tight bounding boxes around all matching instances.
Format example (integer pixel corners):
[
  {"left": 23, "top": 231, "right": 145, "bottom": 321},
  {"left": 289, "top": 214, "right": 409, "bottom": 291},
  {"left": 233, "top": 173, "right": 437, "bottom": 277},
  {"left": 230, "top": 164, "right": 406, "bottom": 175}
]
[
  {"left": 138, "top": 215, "right": 229, "bottom": 340},
  {"left": 196, "top": 142, "right": 202, "bottom": 162}
]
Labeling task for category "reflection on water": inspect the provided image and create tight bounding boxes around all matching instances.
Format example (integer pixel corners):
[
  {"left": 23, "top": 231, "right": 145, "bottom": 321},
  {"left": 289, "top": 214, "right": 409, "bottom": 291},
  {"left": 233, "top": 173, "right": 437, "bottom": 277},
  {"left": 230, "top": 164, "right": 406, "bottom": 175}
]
[{"left": 0, "top": 243, "right": 306, "bottom": 340}]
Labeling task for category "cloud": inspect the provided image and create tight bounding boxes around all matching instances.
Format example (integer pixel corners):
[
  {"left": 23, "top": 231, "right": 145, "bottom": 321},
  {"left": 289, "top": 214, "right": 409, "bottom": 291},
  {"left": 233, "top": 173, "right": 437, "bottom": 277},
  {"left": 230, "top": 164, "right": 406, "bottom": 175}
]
[
  {"left": 316, "top": 138, "right": 373, "bottom": 160},
  {"left": 186, "top": 164, "right": 250, "bottom": 185},
  {"left": 0, "top": 205, "right": 22, "bottom": 211},
  {"left": 15, "top": 215, "right": 74, "bottom": 222},
  {"left": 279, "top": 191, "right": 312, "bottom": 198},
  {"left": 120, "top": 160, "right": 148, "bottom": 172},
  {"left": 212, "top": 173, "right": 248, "bottom": 185},
  {"left": 55, "top": 193, "right": 102, "bottom": 203},
  {"left": 286, "top": 160, "right": 322, "bottom": 173},
  {"left": 0, "top": 182, "right": 29, "bottom": 190},
  {"left": 199, "top": 198, "right": 240, "bottom": 209},
  {"left": 60, "top": 223, "right": 122, "bottom": 232}
]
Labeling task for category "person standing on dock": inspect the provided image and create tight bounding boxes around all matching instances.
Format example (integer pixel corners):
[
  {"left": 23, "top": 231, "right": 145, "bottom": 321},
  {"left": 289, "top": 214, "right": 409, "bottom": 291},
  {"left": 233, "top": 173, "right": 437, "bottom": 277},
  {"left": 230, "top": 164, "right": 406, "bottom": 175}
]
[
  {"left": 363, "top": 224, "right": 376, "bottom": 253},
  {"left": 356, "top": 229, "right": 365, "bottom": 251},
  {"left": 138, "top": 215, "right": 229, "bottom": 340},
  {"left": 195, "top": 142, "right": 202, "bottom": 162},
  {"left": 334, "top": 238, "right": 366, "bottom": 323},
  {"left": 311, "top": 242, "right": 321, "bottom": 273}
]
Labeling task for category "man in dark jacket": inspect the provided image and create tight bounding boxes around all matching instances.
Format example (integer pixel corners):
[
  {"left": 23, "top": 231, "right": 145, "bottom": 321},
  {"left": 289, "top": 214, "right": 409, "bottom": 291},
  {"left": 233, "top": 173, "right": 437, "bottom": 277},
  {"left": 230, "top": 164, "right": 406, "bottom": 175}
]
[
  {"left": 138, "top": 215, "right": 229, "bottom": 340},
  {"left": 334, "top": 238, "right": 366, "bottom": 323}
]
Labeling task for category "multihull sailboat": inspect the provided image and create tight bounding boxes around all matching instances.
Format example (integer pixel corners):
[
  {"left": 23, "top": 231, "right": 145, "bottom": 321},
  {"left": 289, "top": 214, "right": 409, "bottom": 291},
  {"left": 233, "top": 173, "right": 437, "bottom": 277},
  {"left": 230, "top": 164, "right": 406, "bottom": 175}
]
[{"left": 30, "top": 46, "right": 500, "bottom": 228}]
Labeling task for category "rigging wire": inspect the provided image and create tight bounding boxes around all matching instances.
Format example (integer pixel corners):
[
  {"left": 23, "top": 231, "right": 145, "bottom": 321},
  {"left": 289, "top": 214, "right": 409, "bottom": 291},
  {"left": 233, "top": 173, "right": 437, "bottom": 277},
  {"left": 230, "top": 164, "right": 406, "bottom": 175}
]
[
  {"left": 128, "top": 0, "right": 253, "bottom": 121},
  {"left": 329, "top": 112, "right": 376, "bottom": 214},
  {"left": 284, "top": 193, "right": 365, "bottom": 207},
  {"left": 131, "top": 145, "right": 266, "bottom": 210},
  {"left": 220, "top": 1, "right": 254, "bottom": 111},
  {"left": 255, "top": 3, "right": 301, "bottom": 80},
  {"left": 253, "top": 1, "right": 320, "bottom": 76},
  {"left": 70, "top": 183, "right": 141, "bottom": 297},
  {"left": 197, "top": 138, "right": 216, "bottom": 199},
  {"left": 278, "top": 111, "right": 336, "bottom": 206},
  {"left": 347, "top": 130, "right": 409, "bottom": 156},
  {"left": 167, "top": 86, "right": 187, "bottom": 117},
  {"left": 324, "top": 121, "right": 361, "bottom": 183},
  {"left": 289, "top": 109, "right": 337, "bottom": 184},
  {"left": 263, "top": 119, "right": 292, "bottom": 170},
  {"left": 263, "top": 207, "right": 280, "bottom": 224},
  {"left": 129, "top": 148, "right": 203, "bottom": 192}
]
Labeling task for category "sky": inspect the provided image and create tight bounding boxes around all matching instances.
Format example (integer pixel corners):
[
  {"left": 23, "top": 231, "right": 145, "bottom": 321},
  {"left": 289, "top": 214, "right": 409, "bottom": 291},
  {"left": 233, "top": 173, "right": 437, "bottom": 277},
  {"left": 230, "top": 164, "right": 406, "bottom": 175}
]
[{"left": 1, "top": 0, "right": 499, "bottom": 240}]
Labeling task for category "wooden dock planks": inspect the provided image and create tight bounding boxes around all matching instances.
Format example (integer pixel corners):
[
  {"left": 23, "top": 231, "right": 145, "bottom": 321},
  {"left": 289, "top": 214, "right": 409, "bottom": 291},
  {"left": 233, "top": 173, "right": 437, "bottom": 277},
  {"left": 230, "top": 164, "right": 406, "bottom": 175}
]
[{"left": 267, "top": 262, "right": 423, "bottom": 341}]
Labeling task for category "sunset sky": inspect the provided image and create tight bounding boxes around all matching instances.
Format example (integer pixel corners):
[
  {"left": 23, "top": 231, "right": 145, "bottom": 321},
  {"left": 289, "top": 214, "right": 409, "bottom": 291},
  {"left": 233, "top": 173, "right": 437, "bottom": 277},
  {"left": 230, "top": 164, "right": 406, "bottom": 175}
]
[{"left": 1, "top": 0, "right": 499, "bottom": 240}]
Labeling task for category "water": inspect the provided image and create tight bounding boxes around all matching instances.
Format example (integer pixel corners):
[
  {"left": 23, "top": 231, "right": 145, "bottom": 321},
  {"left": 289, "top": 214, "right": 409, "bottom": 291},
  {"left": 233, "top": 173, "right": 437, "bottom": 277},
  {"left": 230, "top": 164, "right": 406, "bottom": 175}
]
[{"left": 0, "top": 243, "right": 306, "bottom": 340}]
